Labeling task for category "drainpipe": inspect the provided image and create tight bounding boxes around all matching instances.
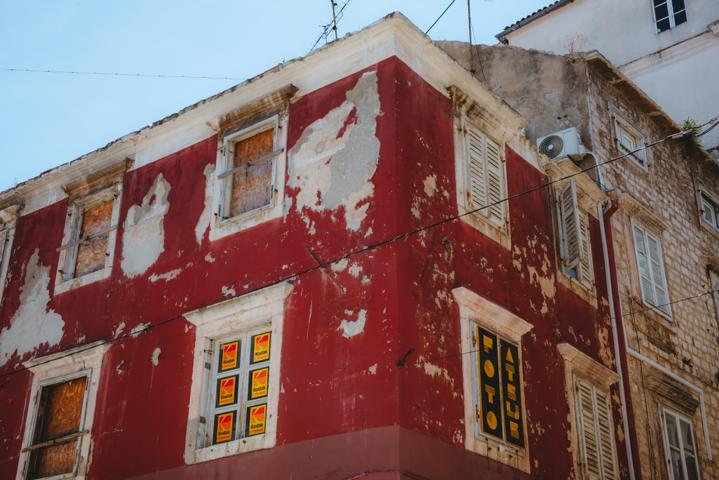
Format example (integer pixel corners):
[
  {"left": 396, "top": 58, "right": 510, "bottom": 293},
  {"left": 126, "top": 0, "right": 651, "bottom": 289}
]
[{"left": 598, "top": 200, "right": 638, "bottom": 480}]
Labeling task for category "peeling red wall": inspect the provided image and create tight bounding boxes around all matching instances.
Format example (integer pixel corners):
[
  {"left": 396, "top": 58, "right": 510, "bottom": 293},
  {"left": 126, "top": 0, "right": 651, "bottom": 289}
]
[{"left": 0, "top": 57, "right": 627, "bottom": 479}]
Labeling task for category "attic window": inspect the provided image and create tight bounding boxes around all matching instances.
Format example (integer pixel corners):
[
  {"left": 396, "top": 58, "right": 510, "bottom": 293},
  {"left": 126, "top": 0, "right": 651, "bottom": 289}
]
[
  {"left": 699, "top": 191, "right": 719, "bottom": 231},
  {"left": 653, "top": 0, "right": 687, "bottom": 33},
  {"left": 613, "top": 115, "right": 647, "bottom": 170}
]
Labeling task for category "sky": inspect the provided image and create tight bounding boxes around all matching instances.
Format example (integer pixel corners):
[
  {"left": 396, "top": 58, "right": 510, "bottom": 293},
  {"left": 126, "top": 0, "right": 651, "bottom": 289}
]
[{"left": 0, "top": 0, "right": 551, "bottom": 192}]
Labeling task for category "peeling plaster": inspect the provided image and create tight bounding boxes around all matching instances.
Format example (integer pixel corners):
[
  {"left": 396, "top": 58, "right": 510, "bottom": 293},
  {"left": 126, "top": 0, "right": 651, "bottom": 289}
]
[
  {"left": 151, "top": 347, "right": 162, "bottom": 366},
  {"left": 149, "top": 268, "right": 182, "bottom": 283},
  {"left": 194, "top": 163, "right": 215, "bottom": 245},
  {"left": 331, "top": 258, "right": 348, "bottom": 272},
  {"left": 113, "top": 321, "right": 126, "bottom": 339},
  {"left": 0, "top": 250, "right": 64, "bottom": 366},
  {"left": 423, "top": 174, "right": 438, "bottom": 197},
  {"left": 367, "top": 363, "right": 378, "bottom": 375},
  {"left": 121, "top": 174, "right": 171, "bottom": 278},
  {"left": 130, "top": 323, "right": 150, "bottom": 337},
  {"left": 204, "top": 253, "right": 216, "bottom": 264},
  {"left": 221, "top": 285, "right": 237, "bottom": 298},
  {"left": 338, "top": 309, "right": 367, "bottom": 338},
  {"left": 288, "top": 71, "right": 381, "bottom": 231}
]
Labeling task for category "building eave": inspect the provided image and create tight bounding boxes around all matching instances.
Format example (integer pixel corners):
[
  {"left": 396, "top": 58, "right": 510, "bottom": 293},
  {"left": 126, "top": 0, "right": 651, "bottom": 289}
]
[{"left": 496, "top": 0, "right": 575, "bottom": 44}]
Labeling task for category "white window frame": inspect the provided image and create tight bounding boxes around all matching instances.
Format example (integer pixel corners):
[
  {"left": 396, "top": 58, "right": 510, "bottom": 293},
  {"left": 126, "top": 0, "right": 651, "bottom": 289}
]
[
  {"left": 454, "top": 115, "right": 510, "bottom": 249},
  {"left": 661, "top": 407, "right": 701, "bottom": 480},
  {"left": 632, "top": 221, "right": 672, "bottom": 318},
  {"left": 0, "top": 204, "right": 20, "bottom": 307},
  {"left": 557, "top": 343, "right": 620, "bottom": 480},
  {"left": 612, "top": 113, "right": 648, "bottom": 171},
  {"left": 55, "top": 184, "right": 123, "bottom": 294},
  {"left": 652, "top": 0, "right": 687, "bottom": 33},
  {"left": 16, "top": 342, "right": 109, "bottom": 480},
  {"left": 183, "top": 281, "right": 292, "bottom": 464},
  {"left": 453, "top": 287, "right": 533, "bottom": 473},
  {"left": 698, "top": 190, "right": 719, "bottom": 232},
  {"left": 210, "top": 114, "right": 287, "bottom": 242}
]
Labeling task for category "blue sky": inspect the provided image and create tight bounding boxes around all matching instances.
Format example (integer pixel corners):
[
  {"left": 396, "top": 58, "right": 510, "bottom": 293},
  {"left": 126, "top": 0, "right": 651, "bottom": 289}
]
[{"left": 0, "top": 0, "right": 550, "bottom": 192}]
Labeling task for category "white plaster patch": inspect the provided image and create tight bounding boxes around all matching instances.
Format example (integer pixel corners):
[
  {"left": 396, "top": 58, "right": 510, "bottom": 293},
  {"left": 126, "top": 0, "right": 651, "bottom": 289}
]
[
  {"left": 368, "top": 363, "right": 378, "bottom": 375},
  {"left": 149, "top": 268, "right": 182, "bottom": 283},
  {"left": 130, "top": 323, "right": 150, "bottom": 337},
  {"left": 423, "top": 361, "right": 452, "bottom": 384},
  {"left": 288, "top": 71, "right": 381, "bottom": 231},
  {"left": 151, "top": 347, "right": 162, "bottom": 366},
  {"left": 0, "top": 251, "right": 64, "bottom": 366},
  {"left": 423, "top": 174, "right": 438, "bottom": 197},
  {"left": 194, "top": 163, "right": 215, "bottom": 245},
  {"left": 338, "top": 309, "right": 367, "bottom": 339},
  {"left": 348, "top": 263, "right": 362, "bottom": 278},
  {"left": 204, "top": 253, "right": 216, "bottom": 263},
  {"left": 112, "top": 321, "right": 126, "bottom": 339},
  {"left": 331, "top": 258, "right": 348, "bottom": 272},
  {"left": 221, "top": 285, "right": 237, "bottom": 298},
  {"left": 121, "top": 173, "right": 171, "bottom": 278}
]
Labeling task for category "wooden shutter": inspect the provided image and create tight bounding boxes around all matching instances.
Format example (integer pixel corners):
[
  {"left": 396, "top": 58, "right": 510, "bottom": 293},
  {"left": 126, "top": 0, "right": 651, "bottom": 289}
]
[
  {"left": 578, "top": 211, "right": 593, "bottom": 286},
  {"left": 467, "top": 127, "right": 488, "bottom": 212},
  {"left": 466, "top": 126, "right": 504, "bottom": 226},
  {"left": 575, "top": 377, "right": 617, "bottom": 480},
  {"left": 559, "top": 182, "right": 581, "bottom": 268}
]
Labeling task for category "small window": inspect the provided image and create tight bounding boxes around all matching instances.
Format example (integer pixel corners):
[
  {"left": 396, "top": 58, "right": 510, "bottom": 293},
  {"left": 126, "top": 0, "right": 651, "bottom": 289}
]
[
  {"left": 653, "top": 0, "right": 687, "bottom": 33},
  {"left": 464, "top": 124, "right": 506, "bottom": 228},
  {"left": 633, "top": 224, "right": 671, "bottom": 316},
  {"left": 56, "top": 184, "right": 122, "bottom": 293},
  {"left": 613, "top": 116, "right": 647, "bottom": 169},
  {"left": 557, "top": 181, "right": 594, "bottom": 289},
  {"left": 574, "top": 376, "right": 618, "bottom": 480},
  {"left": 699, "top": 191, "right": 719, "bottom": 230},
  {"left": 662, "top": 409, "right": 700, "bottom": 480}
]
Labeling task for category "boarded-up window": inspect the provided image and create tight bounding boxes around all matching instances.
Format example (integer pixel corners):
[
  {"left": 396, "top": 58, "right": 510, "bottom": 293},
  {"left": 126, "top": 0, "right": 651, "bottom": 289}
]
[
  {"left": 74, "top": 201, "right": 113, "bottom": 277},
  {"left": 224, "top": 127, "right": 275, "bottom": 219},
  {"left": 465, "top": 125, "right": 505, "bottom": 227},
  {"left": 575, "top": 376, "right": 617, "bottom": 480},
  {"left": 27, "top": 376, "right": 88, "bottom": 479}
]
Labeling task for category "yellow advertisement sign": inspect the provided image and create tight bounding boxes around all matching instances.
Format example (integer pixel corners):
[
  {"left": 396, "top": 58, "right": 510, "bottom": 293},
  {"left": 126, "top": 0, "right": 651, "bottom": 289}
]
[
  {"left": 246, "top": 404, "right": 267, "bottom": 436},
  {"left": 214, "top": 411, "right": 236, "bottom": 444},
  {"left": 251, "top": 332, "right": 271, "bottom": 364},
  {"left": 248, "top": 367, "right": 269, "bottom": 400},
  {"left": 219, "top": 340, "right": 240, "bottom": 372},
  {"left": 216, "top": 375, "right": 238, "bottom": 407}
]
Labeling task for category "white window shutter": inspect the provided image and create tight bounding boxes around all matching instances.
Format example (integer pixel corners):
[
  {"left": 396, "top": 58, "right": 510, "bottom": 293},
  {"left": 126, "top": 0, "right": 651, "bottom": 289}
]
[
  {"left": 576, "top": 378, "right": 602, "bottom": 479},
  {"left": 467, "top": 127, "right": 488, "bottom": 212},
  {"left": 594, "top": 389, "right": 617, "bottom": 480},
  {"left": 578, "top": 211, "right": 593, "bottom": 286},
  {"left": 466, "top": 126, "right": 505, "bottom": 227},
  {"left": 559, "top": 182, "right": 582, "bottom": 268}
]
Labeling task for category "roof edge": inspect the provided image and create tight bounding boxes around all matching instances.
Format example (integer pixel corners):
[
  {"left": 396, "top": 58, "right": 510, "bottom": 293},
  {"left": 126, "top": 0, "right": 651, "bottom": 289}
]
[{"left": 496, "top": 0, "right": 574, "bottom": 43}]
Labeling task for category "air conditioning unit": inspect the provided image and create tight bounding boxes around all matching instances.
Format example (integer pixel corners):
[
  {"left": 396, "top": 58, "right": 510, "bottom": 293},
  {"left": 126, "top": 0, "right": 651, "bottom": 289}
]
[{"left": 537, "top": 127, "right": 588, "bottom": 160}]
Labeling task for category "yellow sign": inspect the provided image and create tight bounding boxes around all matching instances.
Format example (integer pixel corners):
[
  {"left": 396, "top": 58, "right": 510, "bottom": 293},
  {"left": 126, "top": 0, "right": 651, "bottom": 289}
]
[
  {"left": 251, "top": 332, "right": 271, "bottom": 364},
  {"left": 214, "top": 411, "right": 236, "bottom": 444},
  {"left": 219, "top": 340, "right": 239, "bottom": 372},
  {"left": 249, "top": 367, "right": 269, "bottom": 400},
  {"left": 246, "top": 404, "right": 267, "bottom": 436},
  {"left": 216, "top": 375, "right": 238, "bottom": 407}
]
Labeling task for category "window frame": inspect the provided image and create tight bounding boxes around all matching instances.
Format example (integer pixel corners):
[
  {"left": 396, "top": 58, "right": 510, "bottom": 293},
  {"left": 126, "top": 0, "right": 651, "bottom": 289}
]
[
  {"left": 183, "top": 281, "right": 292, "bottom": 464},
  {"left": 55, "top": 183, "right": 123, "bottom": 295},
  {"left": 453, "top": 286, "right": 533, "bottom": 473},
  {"left": 0, "top": 204, "right": 20, "bottom": 307},
  {"left": 632, "top": 221, "right": 672, "bottom": 318},
  {"left": 661, "top": 407, "right": 701, "bottom": 480},
  {"left": 612, "top": 113, "right": 648, "bottom": 171},
  {"left": 652, "top": 0, "right": 687, "bottom": 34},
  {"left": 210, "top": 114, "right": 287, "bottom": 241},
  {"left": 697, "top": 190, "right": 719, "bottom": 232},
  {"left": 17, "top": 342, "right": 108, "bottom": 480}
]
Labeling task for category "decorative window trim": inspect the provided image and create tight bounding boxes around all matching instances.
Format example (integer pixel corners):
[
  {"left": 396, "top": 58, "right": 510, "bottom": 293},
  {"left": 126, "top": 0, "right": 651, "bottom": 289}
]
[
  {"left": 631, "top": 219, "right": 672, "bottom": 319},
  {"left": 697, "top": 189, "right": 719, "bottom": 234},
  {"left": 453, "top": 287, "right": 533, "bottom": 473},
  {"left": 449, "top": 86, "right": 511, "bottom": 250},
  {"left": 55, "top": 161, "right": 128, "bottom": 295},
  {"left": 183, "top": 281, "right": 292, "bottom": 464},
  {"left": 17, "top": 341, "right": 109, "bottom": 480},
  {"left": 0, "top": 204, "right": 21, "bottom": 307},
  {"left": 209, "top": 86, "right": 296, "bottom": 242},
  {"left": 611, "top": 111, "right": 648, "bottom": 171},
  {"left": 660, "top": 407, "right": 702, "bottom": 480}
]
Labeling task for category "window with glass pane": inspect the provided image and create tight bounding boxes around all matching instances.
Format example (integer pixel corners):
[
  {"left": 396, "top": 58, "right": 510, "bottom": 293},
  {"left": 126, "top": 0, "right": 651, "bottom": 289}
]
[
  {"left": 663, "top": 410, "right": 700, "bottom": 480},
  {"left": 633, "top": 225, "right": 671, "bottom": 315},
  {"left": 206, "top": 329, "right": 271, "bottom": 446},
  {"left": 27, "top": 376, "right": 88, "bottom": 479},
  {"left": 653, "top": 0, "right": 687, "bottom": 33},
  {"left": 699, "top": 193, "right": 718, "bottom": 230}
]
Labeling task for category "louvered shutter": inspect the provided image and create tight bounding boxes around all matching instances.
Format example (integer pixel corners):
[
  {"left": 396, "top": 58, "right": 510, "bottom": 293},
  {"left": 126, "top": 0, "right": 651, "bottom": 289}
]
[
  {"left": 578, "top": 211, "right": 593, "bottom": 286},
  {"left": 576, "top": 377, "right": 617, "bottom": 480},
  {"left": 594, "top": 389, "right": 617, "bottom": 480},
  {"left": 559, "top": 182, "right": 582, "bottom": 268},
  {"left": 466, "top": 126, "right": 505, "bottom": 227}
]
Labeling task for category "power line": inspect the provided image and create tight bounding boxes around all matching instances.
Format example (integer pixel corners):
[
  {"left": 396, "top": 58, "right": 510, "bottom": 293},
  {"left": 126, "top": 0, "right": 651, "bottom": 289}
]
[
  {"left": 0, "top": 67, "right": 242, "bottom": 81},
  {"left": 425, "top": 0, "right": 457, "bottom": 35},
  {"left": 0, "top": 117, "right": 715, "bottom": 381},
  {"left": 309, "top": 0, "right": 353, "bottom": 53}
]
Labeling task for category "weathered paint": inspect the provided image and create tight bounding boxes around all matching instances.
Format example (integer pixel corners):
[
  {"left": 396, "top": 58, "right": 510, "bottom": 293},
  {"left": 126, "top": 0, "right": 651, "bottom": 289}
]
[{"left": 0, "top": 55, "right": 626, "bottom": 480}]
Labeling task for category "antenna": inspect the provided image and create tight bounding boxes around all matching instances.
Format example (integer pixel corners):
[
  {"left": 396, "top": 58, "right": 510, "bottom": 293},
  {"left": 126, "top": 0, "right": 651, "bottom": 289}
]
[{"left": 330, "top": 0, "right": 339, "bottom": 40}]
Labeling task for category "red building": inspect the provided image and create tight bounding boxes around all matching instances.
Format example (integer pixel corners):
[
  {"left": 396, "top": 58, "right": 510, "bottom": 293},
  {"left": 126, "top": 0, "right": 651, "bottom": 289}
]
[{"left": 0, "top": 14, "right": 632, "bottom": 480}]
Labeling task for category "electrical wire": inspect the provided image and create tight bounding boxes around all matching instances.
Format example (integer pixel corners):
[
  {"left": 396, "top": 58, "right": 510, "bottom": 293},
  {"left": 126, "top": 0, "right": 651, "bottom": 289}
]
[
  {"left": 0, "top": 67, "right": 242, "bottom": 81},
  {"left": 0, "top": 117, "right": 715, "bottom": 381},
  {"left": 425, "top": 0, "right": 457, "bottom": 35}
]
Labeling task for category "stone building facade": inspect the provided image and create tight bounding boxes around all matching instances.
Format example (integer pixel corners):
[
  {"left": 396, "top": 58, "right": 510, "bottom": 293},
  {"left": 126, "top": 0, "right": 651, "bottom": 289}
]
[{"left": 439, "top": 41, "right": 719, "bottom": 480}]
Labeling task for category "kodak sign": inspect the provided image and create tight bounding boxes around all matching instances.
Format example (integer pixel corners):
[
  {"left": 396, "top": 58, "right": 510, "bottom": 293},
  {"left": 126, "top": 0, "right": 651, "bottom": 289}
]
[
  {"left": 477, "top": 326, "right": 525, "bottom": 448},
  {"left": 215, "top": 375, "right": 238, "bottom": 408},
  {"left": 251, "top": 332, "right": 271, "bottom": 364},
  {"left": 248, "top": 367, "right": 269, "bottom": 400},
  {"left": 219, "top": 340, "right": 240, "bottom": 372},
  {"left": 246, "top": 404, "right": 267, "bottom": 436},
  {"left": 213, "top": 411, "right": 236, "bottom": 444}
]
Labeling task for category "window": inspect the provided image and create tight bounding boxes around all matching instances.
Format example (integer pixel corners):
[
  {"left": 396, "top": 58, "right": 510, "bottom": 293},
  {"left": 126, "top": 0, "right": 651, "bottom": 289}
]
[
  {"left": 454, "top": 287, "right": 533, "bottom": 473},
  {"left": 633, "top": 224, "right": 671, "bottom": 316},
  {"left": 17, "top": 342, "right": 108, "bottom": 480},
  {"left": 698, "top": 191, "right": 718, "bottom": 230},
  {"left": 662, "top": 409, "right": 700, "bottom": 480},
  {"left": 653, "top": 0, "right": 687, "bottom": 33},
  {"left": 574, "top": 376, "right": 618, "bottom": 480},
  {"left": 557, "top": 181, "right": 594, "bottom": 288},
  {"left": 183, "top": 281, "right": 291, "bottom": 464},
  {"left": 464, "top": 124, "right": 506, "bottom": 228},
  {"left": 709, "top": 268, "right": 719, "bottom": 322},
  {"left": 613, "top": 115, "right": 647, "bottom": 170},
  {"left": 56, "top": 183, "right": 122, "bottom": 294},
  {"left": 0, "top": 205, "right": 20, "bottom": 306}
]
